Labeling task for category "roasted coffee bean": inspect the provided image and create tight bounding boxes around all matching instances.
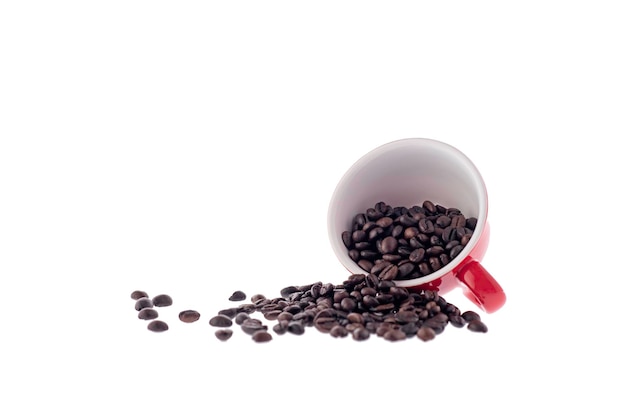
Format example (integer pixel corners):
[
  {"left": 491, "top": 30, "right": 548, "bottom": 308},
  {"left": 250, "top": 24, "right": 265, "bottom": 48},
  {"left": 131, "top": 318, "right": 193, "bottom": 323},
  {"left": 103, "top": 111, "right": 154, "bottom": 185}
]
[
  {"left": 448, "top": 315, "right": 466, "bottom": 328},
  {"left": 241, "top": 318, "right": 267, "bottom": 335},
  {"left": 340, "top": 297, "right": 357, "bottom": 312},
  {"left": 252, "top": 330, "right": 273, "bottom": 343},
  {"left": 228, "top": 290, "right": 247, "bottom": 301},
  {"left": 450, "top": 215, "right": 466, "bottom": 228},
  {"left": 467, "top": 320, "right": 488, "bottom": 333},
  {"left": 466, "top": 217, "right": 478, "bottom": 230},
  {"left": 237, "top": 304, "right": 256, "bottom": 314},
  {"left": 435, "top": 215, "right": 452, "bottom": 228},
  {"left": 429, "top": 256, "right": 442, "bottom": 271},
  {"left": 280, "top": 286, "right": 300, "bottom": 299},
  {"left": 417, "top": 218, "right": 435, "bottom": 234},
  {"left": 397, "top": 262, "right": 415, "bottom": 277},
  {"left": 417, "top": 326, "right": 436, "bottom": 341},
  {"left": 379, "top": 264, "right": 399, "bottom": 281},
  {"left": 209, "top": 314, "right": 233, "bottom": 327},
  {"left": 380, "top": 236, "right": 398, "bottom": 254},
  {"left": 218, "top": 307, "right": 239, "bottom": 319},
  {"left": 330, "top": 325, "right": 349, "bottom": 338},
  {"left": 357, "top": 259, "right": 374, "bottom": 272},
  {"left": 130, "top": 290, "right": 149, "bottom": 300},
  {"left": 138, "top": 308, "right": 158, "bottom": 320},
  {"left": 215, "top": 329, "right": 233, "bottom": 341},
  {"left": 179, "top": 310, "right": 201, "bottom": 323},
  {"left": 422, "top": 200, "right": 436, "bottom": 214},
  {"left": 287, "top": 321, "right": 305, "bottom": 335},
  {"left": 250, "top": 294, "right": 266, "bottom": 303},
  {"left": 462, "top": 311, "right": 481, "bottom": 322},
  {"left": 147, "top": 320, "right": 169, "bottom": 332},
  {"left": 449, "top": 244, "right": 465, "bottom": 259},
  {"left": 152, "top": 294, "right": 173, "bottom": 307},
  {"left": 352, "top": 327, "right": 370, "bottom": 341},
  {"left": 135, "top": 297, "right": 153, "bottom": 311},
  {"left": 341, "top": 231, "right": 353, "bottom": 249},
  {"left": 383, "top": 329, "right": 407, "bottom": 342},
  {"left": 273, "top": 322, "right": 288, "bottom": 335}
]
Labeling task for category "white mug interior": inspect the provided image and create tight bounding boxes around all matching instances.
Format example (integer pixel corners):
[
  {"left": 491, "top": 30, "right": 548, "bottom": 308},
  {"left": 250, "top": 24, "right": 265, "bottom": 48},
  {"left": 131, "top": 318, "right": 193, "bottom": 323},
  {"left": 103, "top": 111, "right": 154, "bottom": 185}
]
[{"left": 327, "top": 138, "right": 488, "bottom": 287}]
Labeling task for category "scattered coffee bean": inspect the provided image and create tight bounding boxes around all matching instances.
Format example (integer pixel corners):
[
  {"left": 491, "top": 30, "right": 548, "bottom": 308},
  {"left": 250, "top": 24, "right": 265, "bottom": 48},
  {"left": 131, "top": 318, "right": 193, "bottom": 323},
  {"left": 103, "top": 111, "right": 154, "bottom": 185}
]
[
  {"left": 209, "top": 314, "right": 233, "bottom": 327},
  {"left": 251, "top": 294, "right": 266, "bottom": 303},
  {"left": 179, "top": 310, "right": 201, "bottom": 323},
  {"left": 131, "top": 290, "right": 149, "bottom": 300},
  {"left": 417, "top": 326, "right": 436, "bottom": 341},
  {"left": 467, "top": 320, "right": 488, "bottom": 333},
  {"left": 235, "top": 312, "right": 250, "bottom": 325},
  {"left": 217, "top": 307, "right": 238, "bottom": 319},
  {"left": 215, "top": 329, "right": 233, "bottom": 341},
  {"left": 138, "top": 308, "right": 159, "bottom": 320},
  {"left": 252, "top": 330, "right": 273, "bottom": 343},
  {"left": 135, "top": 297, "right": 153, "bottom": 311},
  {"left": 462, "top": 311, "right": 481, "bottom": 322},
  {"left": 228, "top": 290, "right": 247, "bottom": 301},
  {"left": 152, "top": 294, "right": 173, "bottom": 307},
  {"left": 147, "top": 320, "right": 169, "bottom": 332}
]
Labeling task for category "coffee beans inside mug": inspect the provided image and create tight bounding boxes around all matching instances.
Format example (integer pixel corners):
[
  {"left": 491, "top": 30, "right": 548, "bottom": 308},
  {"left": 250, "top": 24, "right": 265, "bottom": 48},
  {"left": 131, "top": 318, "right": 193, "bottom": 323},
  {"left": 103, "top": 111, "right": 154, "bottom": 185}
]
[{"left": 341, "top": 201, "right": 478, "bottom": 279}]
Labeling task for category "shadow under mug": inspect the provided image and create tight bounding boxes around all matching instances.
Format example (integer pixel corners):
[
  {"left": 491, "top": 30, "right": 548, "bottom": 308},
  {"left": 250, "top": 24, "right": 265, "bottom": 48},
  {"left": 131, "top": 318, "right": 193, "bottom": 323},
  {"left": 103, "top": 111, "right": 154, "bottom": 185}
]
[{"left": 327, "top": 138, "right": 506, "bottom": 313}]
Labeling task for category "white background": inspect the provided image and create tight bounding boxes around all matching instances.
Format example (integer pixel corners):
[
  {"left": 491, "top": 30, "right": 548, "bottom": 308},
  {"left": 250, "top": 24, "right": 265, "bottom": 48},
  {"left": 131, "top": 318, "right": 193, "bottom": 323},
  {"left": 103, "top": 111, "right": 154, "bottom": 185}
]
[{"left": 1, "top": 1, "right": 625, "bottom": 417}]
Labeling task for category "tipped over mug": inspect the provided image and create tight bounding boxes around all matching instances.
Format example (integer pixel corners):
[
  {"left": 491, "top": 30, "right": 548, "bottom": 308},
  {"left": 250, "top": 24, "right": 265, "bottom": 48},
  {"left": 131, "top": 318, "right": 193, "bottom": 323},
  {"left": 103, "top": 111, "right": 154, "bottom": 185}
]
[{"left": 327, "top": 138, "right": 506, "bottom": 313}]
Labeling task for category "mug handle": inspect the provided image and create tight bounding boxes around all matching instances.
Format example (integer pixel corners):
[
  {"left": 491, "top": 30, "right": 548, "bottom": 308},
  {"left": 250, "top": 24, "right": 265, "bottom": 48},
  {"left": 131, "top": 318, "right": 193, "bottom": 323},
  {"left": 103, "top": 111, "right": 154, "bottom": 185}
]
[{"left": 456, "top": 260, "right": 506, "bottom": 313}]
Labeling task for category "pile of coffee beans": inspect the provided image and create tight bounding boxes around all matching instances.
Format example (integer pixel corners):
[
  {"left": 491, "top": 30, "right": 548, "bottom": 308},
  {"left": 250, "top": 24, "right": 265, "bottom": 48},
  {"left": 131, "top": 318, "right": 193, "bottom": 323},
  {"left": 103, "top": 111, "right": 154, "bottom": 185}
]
[
  {"left": 342, "top": 201, "right": 478, "bottom": 280},
  {"left": 130, "top": 200, "right": 491, "bottom": 342},
  {"left": 206, "top": 272, "right": 487, "bottom": 343}
]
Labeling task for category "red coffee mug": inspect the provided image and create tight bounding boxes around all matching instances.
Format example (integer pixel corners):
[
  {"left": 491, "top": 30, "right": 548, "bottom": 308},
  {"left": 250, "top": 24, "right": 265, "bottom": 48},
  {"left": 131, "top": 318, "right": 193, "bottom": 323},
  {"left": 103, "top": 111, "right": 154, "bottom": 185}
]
[{"left": 327, "top": 138, "right": 506, "bottom": 313}]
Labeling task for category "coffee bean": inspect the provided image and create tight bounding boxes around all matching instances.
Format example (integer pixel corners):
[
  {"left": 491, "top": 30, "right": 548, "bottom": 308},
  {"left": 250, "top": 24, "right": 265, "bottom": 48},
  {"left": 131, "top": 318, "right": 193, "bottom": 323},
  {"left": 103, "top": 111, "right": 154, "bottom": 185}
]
[
  {"left": 147, "top": 320, "right": 168, "bottom": 332},
  {"left": 287, "top": 321, "right": 305, "bottom": 335},
  {"left": 152, "top": 294, "right": 173, "bottom": 307},
  {"left": 209, "top": 314, "right": 233, "bottom": 327},
  {"left": 379, "top": 264, "right": 399, "bottom": 281},
  {"left": 130, "top": 290, "right": 149, "bottom": 300},
  {"left": 252, "top": 330, "right": 273, "bottom": 343},
  {"left": 449, "top": 244, "right": 465, "bottom": 259},
  {"left": 462, "top": 311, "right": 481, "bottom": 322},
  {"left": 330, "top": 325, "right": 349, "bottom": 338},
  {"left": 342, "top": 231, "right": 353, "bottom": 249},
  {"left": 138, "top": 308, "right": 158, "bottom": 320},
  {"left": 417, "top": 218, "right": 435, "bottom": 234},
  {"left": 422, "top": 200, "right": 436, "bottom": 214},
  {"left": 352, "top": 327, "right": 370, "bottom": 341},
  {"left": 448, "top": 315, "right": 466, "bottom": 328},
  {"left": 467, "top": 320, "right": 488, "bottom": 333},
  {"left": 215, "top": 329, "right": 233, "bottom": 341},
  {"left": 241, "top": 318, "right": 267, "bottom": 335},
  {"left": 218, "top": 307, "right": 239, "bottom": 319},
  {"left": 179, "top": 310, "right": 201, "bottom": 323},
  {"left": 380, "top": 236, "right": 398, "bottom": 254},
  {"left": 383, "top": 329, "right": 407, "bottom": 342},
  {"left": 135, "top": 297, "right": 153, "bottom": 311},
  {"left": 417, "top": 326, "right": 436, "bottom": 341},
  {"left": 228, "top": 290, "right": 247, "bottom": 301},
  {"left": 250, "top": 294, "right": 266, "bottom": 303}
]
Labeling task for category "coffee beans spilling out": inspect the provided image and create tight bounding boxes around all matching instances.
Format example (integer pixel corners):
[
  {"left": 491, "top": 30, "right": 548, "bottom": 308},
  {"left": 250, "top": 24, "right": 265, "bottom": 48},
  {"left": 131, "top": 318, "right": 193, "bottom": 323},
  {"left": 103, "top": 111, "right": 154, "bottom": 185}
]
[
  {"left": 208, "top": 272, "right": 488, "bottom": 343},
  {"left": 341, "top": 201, "right": 478, "bottom": 279},
  {"left": 131, "top": 265, "right": 490, "bottom": 342}
]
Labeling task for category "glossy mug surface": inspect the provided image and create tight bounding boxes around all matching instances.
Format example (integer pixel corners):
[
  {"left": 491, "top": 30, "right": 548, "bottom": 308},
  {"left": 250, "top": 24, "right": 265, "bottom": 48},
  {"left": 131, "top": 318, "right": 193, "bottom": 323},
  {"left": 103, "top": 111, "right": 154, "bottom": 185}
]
[{"left": 327, "top": 138, "right": 506, "bottom": 313}]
